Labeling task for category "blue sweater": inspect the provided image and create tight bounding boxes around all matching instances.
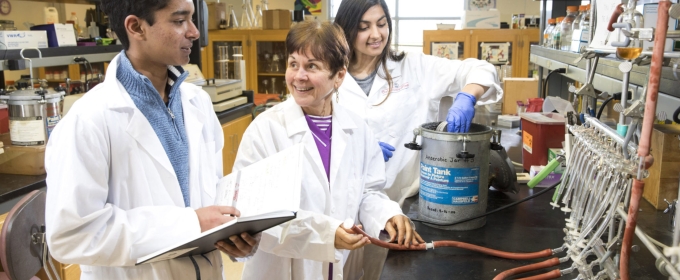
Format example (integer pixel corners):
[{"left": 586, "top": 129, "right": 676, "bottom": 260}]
[{"left": 116, "top": 51, "right": 191, "bottom": 207}]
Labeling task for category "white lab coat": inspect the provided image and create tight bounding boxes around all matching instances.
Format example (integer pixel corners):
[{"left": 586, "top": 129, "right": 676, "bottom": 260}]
[
  {"left": 44, "top": 54, "right": 226, "bottom": 279},
  {"left": 337, "top": 52, "right": 503, "bottom": 205},
  {"left": 234, "top": 99, "right": 403, "bottom": 280}
]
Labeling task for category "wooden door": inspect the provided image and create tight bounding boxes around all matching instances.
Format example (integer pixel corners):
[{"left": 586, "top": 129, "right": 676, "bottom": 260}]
[
  {"left": 206, "top": 30, "right": 249, "bottom": 84},
  {"left": 470, "top": 29, "right": 522, "bottom": 77},
  {"left": 422, "top": 30, "right": 472, "bottom": 59},
  {"left": 248, "top": 30, "right": 289, "bottom": 95}
]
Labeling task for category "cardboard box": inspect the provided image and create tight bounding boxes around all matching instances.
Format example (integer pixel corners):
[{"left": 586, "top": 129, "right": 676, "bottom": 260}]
[
  {"left": 462, "top": 10, "right": 500, "bottom": 29},
  {"left": 0, "top": 31, "right": 48, "bottom": 50},
  {"left": 263, "top": 10, "right": 292, "bottom": 30},
  {"left": 502, "top": 78, "right": 539, "bottom": 115},
  {"left": 642, "top": 3, "right": 677, "bottom": 52},
  {"left": 208, "top": 2, "right": 227, "bottom": 30},
  {"left": 31, "top": 24, "right": 77, "bottom": 47},
  {"left": 0, "top": 133, "right": 46, "bottom": 175},
  {"left": 642, "top": 124, "right": 680, "bottom": 210}
]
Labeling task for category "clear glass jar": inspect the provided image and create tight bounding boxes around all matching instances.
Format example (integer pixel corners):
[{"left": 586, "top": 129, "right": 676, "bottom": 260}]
[
  {"left": 560, "top": 6, "right": 579, "bottom": 51},
  {"left": 543, "top": 18, "right": 556, "bottom": 47},
  {"left": 552, "top": 17, "right": 564, "bottom": 49},
  {"left": 579, "top": 4, "right": 591, "bottom": 31}
]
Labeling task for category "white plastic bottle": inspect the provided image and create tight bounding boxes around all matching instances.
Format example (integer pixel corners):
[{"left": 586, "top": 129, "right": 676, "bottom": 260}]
[{"left": 88, "top": 22, "right": 99, "bottom": 38}]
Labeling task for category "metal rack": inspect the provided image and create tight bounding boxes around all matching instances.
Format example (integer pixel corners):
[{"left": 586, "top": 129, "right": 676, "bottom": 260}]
[
  {"left": 530, "top": 45, "right": 680, "bottom": 100},
  {"left": 0, "top": 45, "right": 122, "bottom": 71}
]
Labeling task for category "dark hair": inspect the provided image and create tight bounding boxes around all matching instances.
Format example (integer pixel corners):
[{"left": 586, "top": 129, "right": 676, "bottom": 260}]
[
  {"left": 100, "top": 0, "right": 172, "bottom": 50},
  {"left": 334, "top": 0, "right": 404, "bottom": 105},
  {"left": 286, "top": 21, "right": 349, "bottom": 78}
]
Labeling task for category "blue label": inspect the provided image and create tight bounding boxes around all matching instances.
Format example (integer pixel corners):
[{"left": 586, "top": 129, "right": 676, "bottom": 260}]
[
  {"left": 419, "top": 163, "right": 480, "bottom": 205},
  {"left": 45, "top": 115, "right": 60, "bottom": 138}
]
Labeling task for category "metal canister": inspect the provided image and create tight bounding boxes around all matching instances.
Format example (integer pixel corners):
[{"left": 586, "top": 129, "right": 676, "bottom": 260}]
[
  {"left": 0, "top": 88, "right": 65, "bottom": 146},
  {"left": 416, "top": 123, "right": 493, "bottom": 230}
]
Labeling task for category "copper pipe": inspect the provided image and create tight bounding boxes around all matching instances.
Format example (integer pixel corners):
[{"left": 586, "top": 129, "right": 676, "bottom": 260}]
[
  {"left": 492, "top": 257, "right": 560, "bottom": 280},
  {"left": 517, "top": 269, "right": 562, "bottom": 280},
  {"left": 350, "top": 225, "right": 553, "bottom": 260},
  {"left": 620, "top": 1, "right": 671, "bottom": 279},
  {"left": 620, "top": 179, "right": 646, "bottom": 280}
]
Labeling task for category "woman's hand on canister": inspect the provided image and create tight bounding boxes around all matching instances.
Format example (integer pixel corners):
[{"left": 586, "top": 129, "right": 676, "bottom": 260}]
[
  {"left": 335, "top": 225, "right": 371, "bottom": 250},
  {"left": 385, "top": 215, "right": 425, "bottom": 247}
]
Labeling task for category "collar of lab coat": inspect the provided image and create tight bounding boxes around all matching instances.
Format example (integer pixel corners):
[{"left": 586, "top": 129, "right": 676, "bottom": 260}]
[
  {"left": 281, "top": 98, "right": 357, "bottom": 137},
  {"left": 345, "top": 55, "right": 403, "bottom": 101},
  {"left": 101, "top": 54, "right": 205, "bottom": 200}
]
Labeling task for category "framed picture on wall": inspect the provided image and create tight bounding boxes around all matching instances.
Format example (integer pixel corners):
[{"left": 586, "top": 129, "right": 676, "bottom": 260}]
[
  {"left": 480, "top": 42, "right": 509, "bottom": 64},
  {"left": 431, "top": 42, "right": 459, "bottom": 60}
]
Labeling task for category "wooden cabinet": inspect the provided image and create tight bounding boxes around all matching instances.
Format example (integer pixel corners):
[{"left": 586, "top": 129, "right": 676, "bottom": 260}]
[
  {"left": 221, "top": 114, "right": 253, "bottom": 175},
  {"left": 206, "top": 29, "right": 289, "bottom": 94},
  {"left": 423, "top": 29, "right": 540, "bottom": 78}
]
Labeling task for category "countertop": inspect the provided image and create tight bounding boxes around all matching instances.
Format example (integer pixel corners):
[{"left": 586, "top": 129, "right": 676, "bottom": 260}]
[{"left": 381, "top": 187, "right": 668, "bottom": 279}]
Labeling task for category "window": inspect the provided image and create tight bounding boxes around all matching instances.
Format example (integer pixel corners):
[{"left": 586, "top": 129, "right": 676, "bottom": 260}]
[{"left": 329, "top": 0, "right": 462, "bottom": 53}]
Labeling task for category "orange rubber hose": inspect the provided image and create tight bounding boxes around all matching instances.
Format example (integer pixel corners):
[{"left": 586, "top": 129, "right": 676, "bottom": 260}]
[
  {"left": 517, "top": 269, "right": 562, "bottom": 280},
  {"left": 350, "top": 225, "right": 553, "bottom": 260},
  {"left": 493, "top": 257, "right": 560, "bottom": 280}
]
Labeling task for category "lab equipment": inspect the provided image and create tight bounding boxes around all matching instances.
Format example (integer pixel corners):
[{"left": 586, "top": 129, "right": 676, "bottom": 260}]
[
  {"left": 0, "top": 49, "right": 65, "bottom": 145},
  {"left": 0, "top": 190, "right": 61, "bottom": 280},
  {"left": 519, "top": 113, "right": 565, "bottom": 171},
  {"left": 407, "top": 122, "right": 494, "bottom": 230}
]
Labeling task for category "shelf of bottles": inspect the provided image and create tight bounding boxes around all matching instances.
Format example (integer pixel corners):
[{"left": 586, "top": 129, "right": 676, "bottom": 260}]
[
  {"left": 256, "top": 41, "right": 287, "bottom": 95},
  {"left": 213, "top": 41, "right": 244, "bottom": 80}
]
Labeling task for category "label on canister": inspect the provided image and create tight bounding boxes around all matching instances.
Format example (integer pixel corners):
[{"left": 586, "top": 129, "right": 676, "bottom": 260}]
[
  {"left": 523, "top": 131, "right": 533, "bottom": 154},
  {"left": 419, "top": 163, "right": 480, "bottom": 205},
  {"left": 45, "top": 115, "right": 61, "bottom": 138},
  {"left": 9, "top": 117, "right": 46, "bottom": 145}
]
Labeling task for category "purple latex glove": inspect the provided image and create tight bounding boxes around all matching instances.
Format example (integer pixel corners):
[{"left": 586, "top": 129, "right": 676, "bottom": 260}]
[
  {"left": 379, "top": 142, "right": 395, "bottom": 162},
  {"left": 446, "top": 92, "right": 477, "bottom": 133}
]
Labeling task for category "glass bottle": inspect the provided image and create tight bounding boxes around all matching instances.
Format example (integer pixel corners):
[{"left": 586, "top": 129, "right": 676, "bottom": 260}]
[
  {"left": 551, "top": 17, "right": 564, "bottom": 50},
  {"left": 219, "top": 11, "right": 228, "bottom": 30},
  {"left": 579, "top": 4, "right": 591, "bottom": 31},
  {"left": 253, "top": 5, "right": 263, "bottom": 29},
  {"left": 262, "top": 0, "right": 269, "bottom": 11},
  {"left": 68, "top": 12, "right": 81, "bottom": 38},
  {"left": 616, "top": 0, "right": 643, "bottom": 56},
  {"left": 232, "top": 46, "right": 243, "bottom": 80},
  {"left": 560, "top": 6, "right": 579, "bottom": 51},
  {"left": 240, "top": 0, "right": 252, "bottom": 29},
  {"left": 543, "top": 18, "right": 555, "bottom": 47},
  {"left": 511, "top": 14, "right": 519, "bottom": 29},
  {"left": 228, "top": 5, "right": 239, "bottom": 29},
  {"left": 270, "top": 77, "right": 277, "bottom": 94}
]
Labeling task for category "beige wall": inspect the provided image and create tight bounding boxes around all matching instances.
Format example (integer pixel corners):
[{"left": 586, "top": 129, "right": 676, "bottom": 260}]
[{"left": 497, "top": 0, "right": 541, "bottom": 26}]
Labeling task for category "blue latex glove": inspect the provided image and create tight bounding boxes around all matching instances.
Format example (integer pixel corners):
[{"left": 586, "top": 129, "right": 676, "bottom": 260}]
[
  {"left": 379, "top": 142, "right": 395, "bottom": 162},
  {"left": 446, "top": 92, "right": 477, "bottom": 133}
]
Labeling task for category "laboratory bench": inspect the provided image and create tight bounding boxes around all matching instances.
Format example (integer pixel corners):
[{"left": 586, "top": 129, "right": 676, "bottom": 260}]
[{"left": 381, "top": 187, "right": 668, "bottom": 279}]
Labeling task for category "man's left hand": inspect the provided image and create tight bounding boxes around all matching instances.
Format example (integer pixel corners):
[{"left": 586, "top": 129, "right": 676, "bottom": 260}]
[{"left": 215, "top": 232, "right": 260, "bottom": 258}]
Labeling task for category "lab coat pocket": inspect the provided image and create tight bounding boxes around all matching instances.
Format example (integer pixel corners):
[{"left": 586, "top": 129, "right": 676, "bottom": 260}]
[{"left": 200, "top": 141, "right": 217, "bottom": 199}]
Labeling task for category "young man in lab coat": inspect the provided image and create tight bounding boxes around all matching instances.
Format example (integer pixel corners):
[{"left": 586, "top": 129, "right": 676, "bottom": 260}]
[{"left": 44, "top": 0, "right": 257, "bottom": 278}]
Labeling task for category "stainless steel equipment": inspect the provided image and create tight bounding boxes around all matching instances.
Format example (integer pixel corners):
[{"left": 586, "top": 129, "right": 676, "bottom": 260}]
[
  {"left": 410, "top": 122, "right": 494, "bottom": 230},
  {"left": 201, "top": 78, "right": 246, "bottom": 112},
  {"left": 0, "top": 87, "right": 65, "bottom": 146}
]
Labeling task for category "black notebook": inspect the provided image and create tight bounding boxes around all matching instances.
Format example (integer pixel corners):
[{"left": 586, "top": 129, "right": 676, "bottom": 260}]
[{"left": 136, "top": 210, "right": 296, "bottom": 265}]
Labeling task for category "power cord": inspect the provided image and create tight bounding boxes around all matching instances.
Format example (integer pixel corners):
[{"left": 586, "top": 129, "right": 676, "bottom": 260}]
[
  {"left": 412, "top": 180, "right": 561, "bottom": 227},
  {"left": 596, "top": 91, "right": 625, "bottom": 119},
  {"left": 542, "top": 68, "right": 567, "bottom": 99}
]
